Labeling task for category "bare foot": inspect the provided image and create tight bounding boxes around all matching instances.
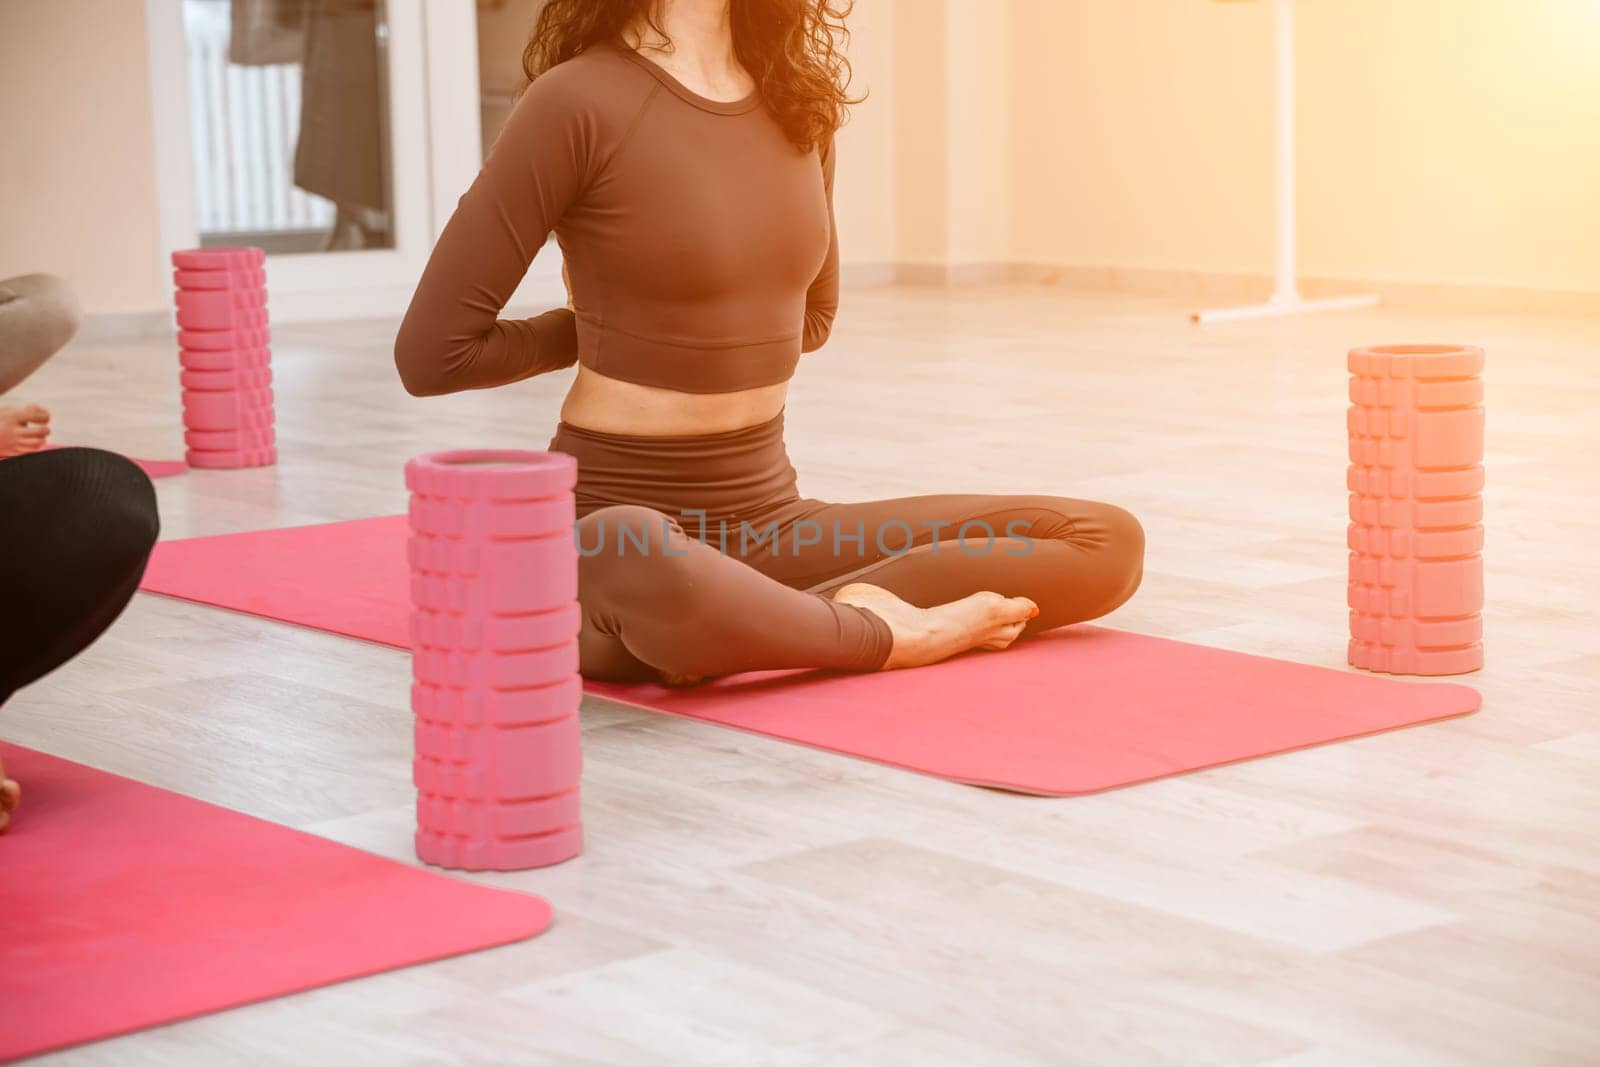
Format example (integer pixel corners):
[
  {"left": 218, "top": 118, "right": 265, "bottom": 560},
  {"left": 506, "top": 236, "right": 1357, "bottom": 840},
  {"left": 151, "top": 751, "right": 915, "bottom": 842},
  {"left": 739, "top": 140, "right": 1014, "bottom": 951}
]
[
  {"left": 833, "top": 583, "right": 1038, "bottom": 670},
  {"left": 0, "top": 403, "right": 50, "bottom": 458},
  {"left": 0, "top": 753, "right": 19, "bottom": 833}
]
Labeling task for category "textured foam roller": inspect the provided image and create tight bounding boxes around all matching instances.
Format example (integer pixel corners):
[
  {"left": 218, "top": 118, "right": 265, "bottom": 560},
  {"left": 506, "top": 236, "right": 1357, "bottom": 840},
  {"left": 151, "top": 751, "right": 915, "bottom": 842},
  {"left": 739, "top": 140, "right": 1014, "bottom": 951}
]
[
  {"left": 409, "top": 492, "right": 575, "bottom": 541},
  {"left": 409, "top": 533, "right": 580, "bottom": 616},
  {"left": 415, "top": 824, "right": 583, "bottom": 871},
  {"left": 171, "top": 246, "right": 266, "bottom": 270},
  {"left": 417, "top": 789, "right": 581, "bottom": 841},
  {"left": 173, "top": 266, "right": 267, "bottom": 291},
  {"left": 184, "top": 427, "right": 277, "bottom": 451},
  {"left": 181, "top": 388, "right": 274, "bottom": 430},
  {"left": 406, "top": 449, "right": 583, "bottom": 871},
  {"left": 405, "top": 448, "right": 578, "bottom": 500},
  {"left": 413, "top": 641, "right": 579, "bottom": 691},
  {"left": 179, "top": 326, "right": 271, "bottom": 351},
  {"left": 170, "top": 246, "right": 278, "bottom": 468},
  {"left": 411, "top": 601, "right": 582, "bottom": 661},
  {"left": 179, "top": 346, "right": 272, "bottom": 372},
  {"left": 1347, "top": 344, "right": 1484, "bottom": 676},
  {"left": 414, "top": 713, "right": 582, "bottom": 799},
  {"left": 180, "top": 366, "right": 274, "bottom": 392},
  {"left": 174, "top": 300, "right": 265, "bottom": 334},
  {"left": 411, "top": 673, "right": 583, "bottom": 730},
  {"left": 186, "top": 445, "right": 277, "bottom": 470}
]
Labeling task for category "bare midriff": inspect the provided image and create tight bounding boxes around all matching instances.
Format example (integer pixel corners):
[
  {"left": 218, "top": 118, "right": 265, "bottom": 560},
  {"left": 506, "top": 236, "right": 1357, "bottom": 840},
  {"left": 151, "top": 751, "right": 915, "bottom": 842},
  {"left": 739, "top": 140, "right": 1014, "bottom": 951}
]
[{"left": 559, "top": 365, "right": 788, "bottom": 437}]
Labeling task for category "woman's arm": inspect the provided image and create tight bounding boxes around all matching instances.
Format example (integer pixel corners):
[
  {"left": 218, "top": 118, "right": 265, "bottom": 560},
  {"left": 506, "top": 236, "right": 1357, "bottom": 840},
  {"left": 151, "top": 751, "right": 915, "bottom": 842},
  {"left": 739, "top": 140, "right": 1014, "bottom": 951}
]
[
  {"left": 800, "top": 134, "right": 839, "bottom": 353},
  {"left": 394, "top": 74, "right": 594, "bottom": 397}
]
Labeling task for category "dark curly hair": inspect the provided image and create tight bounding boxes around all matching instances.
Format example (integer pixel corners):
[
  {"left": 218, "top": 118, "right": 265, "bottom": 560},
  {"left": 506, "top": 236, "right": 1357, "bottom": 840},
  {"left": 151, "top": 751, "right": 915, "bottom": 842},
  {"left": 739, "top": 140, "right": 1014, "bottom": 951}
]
[{"left": 523, "top": 0, "right": 859, "bottom": 151}]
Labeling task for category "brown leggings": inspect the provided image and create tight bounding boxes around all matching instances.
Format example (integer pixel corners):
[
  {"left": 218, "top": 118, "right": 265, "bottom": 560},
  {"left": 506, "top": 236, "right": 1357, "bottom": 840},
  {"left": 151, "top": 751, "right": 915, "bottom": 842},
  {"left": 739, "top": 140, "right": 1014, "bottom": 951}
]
[{"left": 551, "top": 413, "right": 1145, "bottom": 682}]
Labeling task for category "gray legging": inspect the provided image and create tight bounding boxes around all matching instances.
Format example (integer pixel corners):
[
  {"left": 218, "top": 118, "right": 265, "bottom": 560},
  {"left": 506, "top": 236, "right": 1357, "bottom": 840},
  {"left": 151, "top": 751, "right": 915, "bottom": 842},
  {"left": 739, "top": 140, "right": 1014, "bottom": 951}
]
[{"left": 0, "top": 273, "right": 80, "bottom": 395}]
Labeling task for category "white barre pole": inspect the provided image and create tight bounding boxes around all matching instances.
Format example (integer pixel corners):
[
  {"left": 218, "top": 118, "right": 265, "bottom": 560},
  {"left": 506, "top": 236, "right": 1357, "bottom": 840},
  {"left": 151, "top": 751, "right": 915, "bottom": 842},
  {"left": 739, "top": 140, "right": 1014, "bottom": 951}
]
[{"left": 1193, "top": 0, "right": 1377, "bottom": 324}]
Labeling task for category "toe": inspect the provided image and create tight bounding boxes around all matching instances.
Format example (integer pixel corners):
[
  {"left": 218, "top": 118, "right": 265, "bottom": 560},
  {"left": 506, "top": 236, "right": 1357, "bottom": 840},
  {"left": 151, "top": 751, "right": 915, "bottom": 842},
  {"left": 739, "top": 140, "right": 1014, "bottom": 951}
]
[{"left": 983, "top": 593, "right": 1036, "bottom": 624}]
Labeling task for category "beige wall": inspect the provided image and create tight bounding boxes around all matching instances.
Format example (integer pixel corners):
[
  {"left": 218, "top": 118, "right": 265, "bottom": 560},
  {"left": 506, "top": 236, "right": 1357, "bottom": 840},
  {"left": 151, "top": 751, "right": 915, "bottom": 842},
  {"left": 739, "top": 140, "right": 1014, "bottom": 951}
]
[
  {"left": 1009, "top": 0, "right": 1273, "bottom": 276},
  {"left": 831, "top": 0, "right": 897, "bottom": 267},
  {"left": 943, "top": 0, "right": 1012, "bottom": 266},
  {"left": 0, "top": 1, "right": 166, "bottom": 315},
  {"left": 1009, "top": 0, "right": 1600, "bottom": 294},
  {"left": 868, "top": 0, "right": 1014, "bottom": 271},
  {"left": 7, "top": 0, "right": 1595, "bottom": 319},
  {"left": 1296, "top": 0, "right": 1600, "bottom": 292}
]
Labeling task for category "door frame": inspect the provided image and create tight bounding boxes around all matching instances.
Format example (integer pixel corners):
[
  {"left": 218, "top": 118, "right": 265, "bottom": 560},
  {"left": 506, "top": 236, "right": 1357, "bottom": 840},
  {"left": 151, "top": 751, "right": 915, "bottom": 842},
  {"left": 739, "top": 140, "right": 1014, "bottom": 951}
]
[{"left": 144, "top": 0, "right": 484, "bottom": 322}]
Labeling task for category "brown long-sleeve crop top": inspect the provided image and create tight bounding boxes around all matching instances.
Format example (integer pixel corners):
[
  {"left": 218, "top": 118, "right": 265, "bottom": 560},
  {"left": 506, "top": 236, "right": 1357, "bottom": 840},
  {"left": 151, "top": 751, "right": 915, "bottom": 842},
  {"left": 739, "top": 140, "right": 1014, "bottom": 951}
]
[{"left": 394, "top": 39, "right": 838, "bottom": 397}]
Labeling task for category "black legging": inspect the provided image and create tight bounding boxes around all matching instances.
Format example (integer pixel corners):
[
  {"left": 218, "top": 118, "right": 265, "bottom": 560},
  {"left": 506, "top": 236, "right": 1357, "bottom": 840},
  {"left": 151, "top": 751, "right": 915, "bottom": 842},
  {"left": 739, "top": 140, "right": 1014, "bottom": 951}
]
[{"left": 0, "top": 448, "right": 160, "bottom": 704}]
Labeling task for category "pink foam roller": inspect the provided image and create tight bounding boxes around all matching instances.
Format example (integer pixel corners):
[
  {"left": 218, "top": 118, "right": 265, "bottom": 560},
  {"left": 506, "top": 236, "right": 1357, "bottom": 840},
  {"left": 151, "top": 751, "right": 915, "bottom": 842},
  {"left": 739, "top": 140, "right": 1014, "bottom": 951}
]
[
  {"left": 181, "top": 389, "right": 274, "bottom": 431},
  {"left": 405, "top": 449, "right": 576, "bottom": 501},
  {"left": 186, "top": 446, "right": 276, "bottom": 470},
  {"left": 1349, "top": 374, "right": 1485, "bottom": 410},
  {"left": 415, "top": 824, "right": 583, "bottom": 872},
  {"left": 177, "top": 287, "right": 267, "bottom": 314},
  {"left": 179, "top": 347, "right": 271, "bottom": 372},
  {"left": 1347, "top": 465, "right": 1485, "bottom": 501},
  {"left": 171, "top": 246, "right": 266, "bottom": 271},
  {"left": 1348, "top": 523, "right": 1484, "bottom": 560},
  {"left": 173, "top": 266, "right": 267, "bottom": 291},
  {"left": 179, "top": 327, "right": 271, "bottom": 351},
  {"left": 1347, "top": 494, "right": 1483, "bottom": 531},
  {"left": 184, "top": 427, "right": 277, "bottom": 451},
  {"left": 1348, "top": 344, "right": 1483, "bottom": 380},
  {"left": 408, "top": 493, "right": 575, "bottom": 541},
  {"left": 417, "top": 789, "right": 581, "bottom": 841},
  {"left": 408, "top": 531, "right": 579, "bottom": 616},
  {"left": 1349, "top": 612, "right": 1482, "bottom": 649},
  {"left": 180, "top": 366, "right": 273, "bottom": 392},
  {"left": 414, "top": 714, "right": 581, "bottom": 801},
  {"left": 175, "top": 292, "right": 268, "bottom": 332},
  {"left": 411, "top": 675, "right": 583, "bottom": 730},
  {"left": 1347, "top": 344, "right": 1484, "bottom": 676},
  {"left": 412, "top": 642, "right": 579, "bottom": 692},
  {"left": 411, "top": 600, "right": 582, "bottom": 655},
  {"left": 406, "top": 449, "right": 582, "bottom": 871}
]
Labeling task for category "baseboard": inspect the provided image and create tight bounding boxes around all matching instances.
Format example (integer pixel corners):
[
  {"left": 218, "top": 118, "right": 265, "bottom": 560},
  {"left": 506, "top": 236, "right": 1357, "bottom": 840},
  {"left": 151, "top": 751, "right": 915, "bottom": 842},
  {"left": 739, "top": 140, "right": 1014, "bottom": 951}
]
[
  {"left": 998, "top": 262, "right": 1600, "bottom": 315},
  {"left": 84, "top": 265, "right": 1600, "bottom": 335},
  {"left": 840, "top": 262, "right": 899, "bottom": 287},
  {"left": 1352, "top": 278, "right": 1600, "bottom": 317},
  {"left": 847, "top": 261, "right": 1017, "bottom": 286}
]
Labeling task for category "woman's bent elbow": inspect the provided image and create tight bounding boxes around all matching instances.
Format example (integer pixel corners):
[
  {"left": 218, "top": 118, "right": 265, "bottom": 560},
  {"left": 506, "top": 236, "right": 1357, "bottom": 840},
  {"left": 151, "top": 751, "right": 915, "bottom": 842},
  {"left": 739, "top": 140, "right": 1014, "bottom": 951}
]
[
  {"left": 395, "top": 357, "right": 440, "bottom": 397},
  {"left": 393, "top": 332, "right": 448, "bottom": 397}
]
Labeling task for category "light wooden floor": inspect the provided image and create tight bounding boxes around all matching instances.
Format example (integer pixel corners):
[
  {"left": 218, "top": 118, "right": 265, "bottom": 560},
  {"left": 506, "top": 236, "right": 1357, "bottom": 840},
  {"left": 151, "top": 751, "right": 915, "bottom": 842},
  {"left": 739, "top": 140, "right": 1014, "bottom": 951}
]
[{"left": 9, "top": 285, "right": 1599, "bottom": 1066}]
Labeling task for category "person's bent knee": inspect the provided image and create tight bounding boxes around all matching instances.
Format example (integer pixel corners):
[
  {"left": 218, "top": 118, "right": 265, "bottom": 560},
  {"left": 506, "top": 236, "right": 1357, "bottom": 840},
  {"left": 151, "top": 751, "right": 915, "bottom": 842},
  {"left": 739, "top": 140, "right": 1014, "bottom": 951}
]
[
  {"left": 577, "top": 505, "right": 685, "bottom": 558},
  {"left": 77, "top": 449, "right": 160, "bottom": 568},
  {"left": 1098, "top": 503, "right": 1145, "bottom": 611},
  {"left": 1102, "top": 503, "right": 1145, "bottom": 559},
  {"left": 1, "top": 273, "right": 81, "bottom": 354},
  {"left": 102, "top": 453, "right": 160, "bottom": 547},
  {"left": 577, "top": 505, "right": 695, "bottom": 603}
]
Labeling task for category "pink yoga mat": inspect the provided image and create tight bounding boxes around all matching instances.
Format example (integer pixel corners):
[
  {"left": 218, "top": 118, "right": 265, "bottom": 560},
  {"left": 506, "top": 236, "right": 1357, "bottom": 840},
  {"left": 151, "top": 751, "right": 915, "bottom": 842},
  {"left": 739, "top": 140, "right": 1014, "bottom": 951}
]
[
  {"left": 0, "top": 743, "right": 551, "bottom": 1062},
  {"left": 42, "top": 444, "right": 187, "bottom": 478},
  {"left": 138, "top": 517, "right": 1481, "bottom": 795}
]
